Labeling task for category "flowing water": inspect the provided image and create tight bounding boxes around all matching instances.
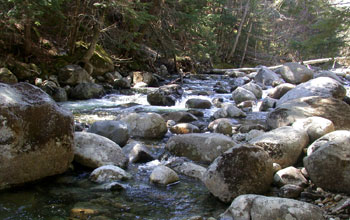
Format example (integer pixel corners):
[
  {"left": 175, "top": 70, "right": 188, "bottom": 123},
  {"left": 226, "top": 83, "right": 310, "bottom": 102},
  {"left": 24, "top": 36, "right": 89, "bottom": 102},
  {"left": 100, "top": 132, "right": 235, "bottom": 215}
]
[{"left": 0, "top": 74, "right": 268, "bottom": 220}]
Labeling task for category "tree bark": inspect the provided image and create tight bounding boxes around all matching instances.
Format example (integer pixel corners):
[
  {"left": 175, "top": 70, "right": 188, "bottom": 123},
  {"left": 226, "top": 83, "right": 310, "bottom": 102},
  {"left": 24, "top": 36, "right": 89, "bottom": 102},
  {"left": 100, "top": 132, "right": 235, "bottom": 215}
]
[
  {"left": 239, "top": 19, "right": 253, "bottom": 67},
  {"left": 226, "top": 0, "right": 250, "bottom": 62}
]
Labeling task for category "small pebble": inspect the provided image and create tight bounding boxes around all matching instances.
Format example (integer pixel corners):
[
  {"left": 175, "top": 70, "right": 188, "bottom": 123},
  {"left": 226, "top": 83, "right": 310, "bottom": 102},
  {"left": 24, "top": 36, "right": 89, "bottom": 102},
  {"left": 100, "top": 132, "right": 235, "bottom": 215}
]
[{"left": 334, "top": 194, "right": 342, "bottom": 202}]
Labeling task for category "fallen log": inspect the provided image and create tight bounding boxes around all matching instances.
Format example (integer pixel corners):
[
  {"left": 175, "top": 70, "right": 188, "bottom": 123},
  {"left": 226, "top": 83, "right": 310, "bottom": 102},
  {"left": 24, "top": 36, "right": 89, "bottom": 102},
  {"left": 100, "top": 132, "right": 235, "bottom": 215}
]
[{"left": 210, "top": 57, "right": 349, "bottom": 74}]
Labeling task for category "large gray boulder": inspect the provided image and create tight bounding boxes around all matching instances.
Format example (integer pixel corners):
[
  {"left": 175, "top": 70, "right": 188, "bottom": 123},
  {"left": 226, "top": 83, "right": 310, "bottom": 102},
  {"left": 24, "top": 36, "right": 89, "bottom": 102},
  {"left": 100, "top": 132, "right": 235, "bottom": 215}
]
[
  {"left": 232, "top": 87, "right": 257, "bottom": 104},
  {"left": 219, "top": 194, "right": 325, "bottom": 220},
  {"left": 119, "top": 112, "right": 167, "bottom": 139},
  {"left": 276, "top": 62, "right": 314, "bottom": 84},
  {"left": 70, "top": 83, "right": 105, "bottom": 100},
  {"left": 304, "top": 130, "right": 350, "bottom": 194},
  {"left": 249, "top": 126, "right": 309, "bottom": 168},
  {"left": 0, "top": 83, "right": 74, "bottom": 190},
  {"left": 166, "top": 133, "right": 236, "bottom": 164},
  {"left": 88, "top": 120, "right": 129, "bottom": 147},
  {"left": 58, "top": 64, "right": 93, "bottom": 86},
  {"left": 73, "top": 132, "right": 128, "bottom": 168},
  {"left": 314, "top": 70, "right": 343, "bottom": 84},
  {"left": 268, "top": 83, "right": 296, "bottom": 99},
  {"left": 202, "top": 145, "right": 273, "bottom": 203},
  {"left": 241, "top": 82, "right": 263, "bottom": 99},
  {"left": 267, "top": 96, "right": 350, "bottom": 130},
  {"left": 254, "top": 66, "right": 283, "bottom": 87},
  {"left": 276, "top": 77, "right": 346, "bottom": 106},
  {"left": 292, "top": 116, "right": 335, "bottom": 142}
]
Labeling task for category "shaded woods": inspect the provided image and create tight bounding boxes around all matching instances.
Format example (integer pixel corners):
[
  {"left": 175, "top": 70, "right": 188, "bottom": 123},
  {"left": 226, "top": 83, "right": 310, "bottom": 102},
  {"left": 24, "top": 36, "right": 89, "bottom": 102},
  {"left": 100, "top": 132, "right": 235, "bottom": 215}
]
[{"left": 0, "top": 0, "right": 349, "bottom": 74}]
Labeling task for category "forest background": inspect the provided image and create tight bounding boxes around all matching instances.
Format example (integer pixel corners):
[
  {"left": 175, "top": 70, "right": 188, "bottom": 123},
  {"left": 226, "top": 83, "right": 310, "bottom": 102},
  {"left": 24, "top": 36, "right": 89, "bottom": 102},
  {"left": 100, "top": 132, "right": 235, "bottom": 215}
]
[{"left": 0, "top": 0, "right": 349, "bottom": 75}]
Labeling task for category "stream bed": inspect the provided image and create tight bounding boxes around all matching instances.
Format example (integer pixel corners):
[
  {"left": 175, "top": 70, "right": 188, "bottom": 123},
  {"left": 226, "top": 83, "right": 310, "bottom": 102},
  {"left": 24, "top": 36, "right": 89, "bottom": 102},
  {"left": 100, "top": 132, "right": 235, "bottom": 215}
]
[{"left": 0, "top": 74, "right": 268, "bottom": 220}]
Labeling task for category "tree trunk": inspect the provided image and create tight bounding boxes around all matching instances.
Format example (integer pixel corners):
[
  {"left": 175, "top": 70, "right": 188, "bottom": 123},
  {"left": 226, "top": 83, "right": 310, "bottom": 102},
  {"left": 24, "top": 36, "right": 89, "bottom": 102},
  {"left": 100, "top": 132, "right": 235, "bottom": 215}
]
[
  {"left": 81, "top": 12, "right": 104, "bottom": 64},
  {"left": 239, "top": 20, "right": 253, "bottom": 67},
  {"left": 226, "top": 0, "right": 250, "bottom": 62},
  {"left": 68, "top": 0, "right": 81, "bottom": 55},
  {"left": 24, "top": 17, "right": 32, "bottom": 60}
]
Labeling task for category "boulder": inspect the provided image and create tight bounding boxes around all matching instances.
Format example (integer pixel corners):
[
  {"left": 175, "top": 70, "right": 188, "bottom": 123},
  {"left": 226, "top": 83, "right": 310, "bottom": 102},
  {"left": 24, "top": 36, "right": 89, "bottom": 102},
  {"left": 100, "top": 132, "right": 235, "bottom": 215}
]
[
  {"left": 150, "top": 165, "right": 179, "bottom": 185},
  {"left": 114, "top": 78, "right": 131, "bottom": 89},
  {"left": 147, "top": 90, "right": 176, "bottom": 106},
  {"left": 73, "top": 132, "right": 128, "bottom": 168},
  {"left": 276, "top": 62, "right": 314, "bottom": 84},
  {"left": 39, "top": 80, "right": 68, "bottom": 102},
  {"left": 219, "top": 194, "right": 325, "bottom": 220},
  {"left": 122, "top": 141, "right": 154, "bottom": 163},
  {"left": 292, "top": 116, "right": 335, "bottom": 142},
  {"left": 279, "top": 184, "right": 304, "bottom": 198},
  {"left": 268, "top": 83, "right": 296, "bottom": 99},
  {"left": 232, "top": 87, "right": 257, "bottom": 104},
  {"left": 241, "top": 82, "right": 263, "bottom": 99},
  {"left": 170, "top": 123, "right": 200, "bottom": 134},
  {"left": 259, "top": 96, "right": 276, "bottom": 112},
  {"left": 185, "top": 98, "right": 212, "bottom": 109},
  {"left": 58, "top": 64, "right": 93, "bottom": 86},
  {"left": 132, "top": 71, "right": 158, "bottom": 87},
  {"left": 0, "top": 82, "right": 74, "bottom": 189},
  {"left": 162, "top": 111, "right": 198, "bottom": 123},
  {"left": 88, "top": 120, "right": 129, "bottom": 147},
  {"left": 213, "top": 103, "right": 246, "bottom": 119},
  {"left": 273, "top": 166, "right": 308, "bottom": 187},
  {"left": 314, "top": 70, "right": 344, "bottom": 84},
  {"left": 254, "top": 66, "right": 284, "bottom": 87},
  {"left": 89, "top": 165, "right": 131, "bottom": 183},
  {"left": 70, "top": 83, "right": 104, "bottom": 100},
  {"left": 168, "top": 160, "right": 206, "bottom": 180},
  {"left": 208, "top": 118, "right": 235, "bottom": 136},
  {"left": 249, "top": 126, "right": 309, "bottom": 168},
  {"left": 304, "top": 130, "right": 350, "bottom": 193},
  {"left": 0, "top": 68, "right": 18, "bottom": 84},
  {"left": 166, "top": 133, "right": 236, "bottom": 164},
  {"left": 11, "top": 61, "right": 40, "bottom": 81},
  {"left": 276, "top": 77, "right": 346, "bottom": 106},
  {"left": 202, "top": 145, "right": 273, "bottom": 203},
  {"left": 119, "top": 113, "right": 167, "bottom": 139},
  {"left": 267, "top": 96, "right": 350, "bottom": 130}
]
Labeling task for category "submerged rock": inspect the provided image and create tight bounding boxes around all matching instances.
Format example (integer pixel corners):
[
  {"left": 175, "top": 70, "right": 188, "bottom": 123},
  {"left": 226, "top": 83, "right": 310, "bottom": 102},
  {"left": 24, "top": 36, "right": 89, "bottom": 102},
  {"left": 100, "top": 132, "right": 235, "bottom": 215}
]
[
  {"left": 202, "top": 145, "right": 273, "bottom": 203},
  {"left": 219, "top": 194, "right": 325, "bottom": 220},
  {"left": 166, "top": 133, "right": 236, "bottom": 164},
  {"left": 0, "top": 82, "right": 74, "bottom": 189},
  {"left": 73, "top": 132, "right": 128, "bottom": 168}
]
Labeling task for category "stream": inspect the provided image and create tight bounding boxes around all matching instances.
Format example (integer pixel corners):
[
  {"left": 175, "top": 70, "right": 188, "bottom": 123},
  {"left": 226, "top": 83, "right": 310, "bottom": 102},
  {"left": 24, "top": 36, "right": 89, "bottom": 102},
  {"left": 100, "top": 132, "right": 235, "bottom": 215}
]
[{"left": 0, "top": 73, "right": 269, "bottom": 220}]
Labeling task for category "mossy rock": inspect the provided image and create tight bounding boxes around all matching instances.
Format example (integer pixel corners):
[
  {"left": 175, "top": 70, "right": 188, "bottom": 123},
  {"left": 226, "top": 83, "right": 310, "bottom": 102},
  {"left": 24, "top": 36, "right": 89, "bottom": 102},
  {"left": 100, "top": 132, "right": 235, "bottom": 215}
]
[{"left": 75, "top": 41, "right": 114, "bottom": 76}]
